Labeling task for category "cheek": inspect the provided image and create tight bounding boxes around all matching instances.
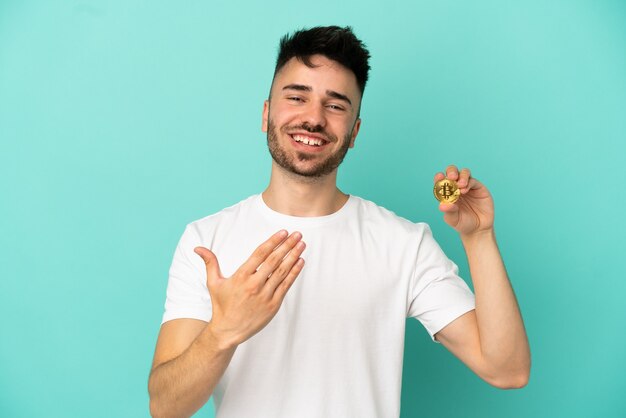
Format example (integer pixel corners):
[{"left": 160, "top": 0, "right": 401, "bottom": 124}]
[
  {"left": 268, "top": 104, "right": 290, "bottom": 125},
  {"left": 335, "top": 119, "right": 357, "bottom": 136}
]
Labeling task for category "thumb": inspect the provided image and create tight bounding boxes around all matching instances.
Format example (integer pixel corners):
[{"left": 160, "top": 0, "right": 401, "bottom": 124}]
[
  {"left": 194, "top": 247, "right": 222, "bottom": 287},
  {"left": 439, "top": 202, "right": 460, "bottom": 226},
  {"left": 438, "top": 202, "right": 459, "bottom": 213}
]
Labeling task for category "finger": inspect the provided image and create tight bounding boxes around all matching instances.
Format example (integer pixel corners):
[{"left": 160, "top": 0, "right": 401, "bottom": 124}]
[
  {"left": 460, "top": 177, "right": 478, "bottom": 194},
  {"left": 264, "top": 240, "right": 306, "bottom": 294},
  {"left": 433, "top": 172, "right": 445, "bottom": 183},
  {"left": 445, "top": 164, "right": 459, "bottom": 180},
  {"left": 458, "top": 168, "right": 471, "bottom": 188},
  {"left": 272, "top": 257, "right": 305, "bottom": 303},
  {"left": 254, "top": 231, "right": 303, "bottom": 280},
  {"left": 194, "top": 247, "right": 222, "bottom": 288},
  {"left": 240, "top": 230, "right": 289, "bottom": 275},
  {"left": 438, "top": 202, "right": 459, "bottom": 213}
]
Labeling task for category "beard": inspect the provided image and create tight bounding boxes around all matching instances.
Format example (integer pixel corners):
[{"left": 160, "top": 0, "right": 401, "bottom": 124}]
[{"left": 266, "top": 120, "right": 353, "bottom": 178}]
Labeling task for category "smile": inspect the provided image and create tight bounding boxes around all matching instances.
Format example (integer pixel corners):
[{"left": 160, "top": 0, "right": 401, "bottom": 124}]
[{"left": 291, "top": 134, "right": 328, "bottom": 147}]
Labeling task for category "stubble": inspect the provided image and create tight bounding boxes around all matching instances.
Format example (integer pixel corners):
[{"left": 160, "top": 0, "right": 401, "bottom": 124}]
[{"left": 266, "top": 120, "right": 353, "bottom": 179}]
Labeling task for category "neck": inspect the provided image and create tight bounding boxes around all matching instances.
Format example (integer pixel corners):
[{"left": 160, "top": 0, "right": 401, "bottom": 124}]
[{"left": 262, "top": 162, "right": 349, "bottom": 217}]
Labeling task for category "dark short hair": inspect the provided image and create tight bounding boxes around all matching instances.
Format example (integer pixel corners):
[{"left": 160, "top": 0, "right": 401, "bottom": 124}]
[{"left": 273, "top": 26, "right": 371, "bottom": 95}]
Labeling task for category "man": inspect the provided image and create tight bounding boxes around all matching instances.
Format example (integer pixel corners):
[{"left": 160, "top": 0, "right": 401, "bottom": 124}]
[{"left": 148, "top": 26, "right": 530, "bottom": 418}]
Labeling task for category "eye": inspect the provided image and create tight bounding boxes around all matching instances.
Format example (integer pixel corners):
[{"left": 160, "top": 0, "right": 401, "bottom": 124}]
[
  {"left": 287, "top": 96, "right": 304, "bottom": 102},
  {"left": 326, "top": 104, "right": 345, "bottom": 111}
]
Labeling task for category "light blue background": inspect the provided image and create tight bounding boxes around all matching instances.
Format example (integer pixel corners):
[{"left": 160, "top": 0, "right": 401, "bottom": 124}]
[{"left": 1, "top": 1, "right": 625, "bottom": 417}]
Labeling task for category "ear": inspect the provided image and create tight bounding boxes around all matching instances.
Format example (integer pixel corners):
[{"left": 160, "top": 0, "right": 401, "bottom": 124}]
[
  {"left": 262, "top": 100, "right": 269, "bottom": 132},
  {"left": 348, "top": 118, "right": 361, "bottom": 148}
]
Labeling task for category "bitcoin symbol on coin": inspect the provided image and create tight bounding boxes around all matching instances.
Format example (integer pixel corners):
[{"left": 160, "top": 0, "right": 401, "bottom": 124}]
[{"left": 433, "top": 178, "right": 461, "bottom": 204}]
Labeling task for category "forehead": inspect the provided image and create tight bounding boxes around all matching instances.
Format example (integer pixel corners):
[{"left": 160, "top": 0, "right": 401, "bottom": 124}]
[{"left": 271, "top": 55, "right": 360, "bottom": 99}]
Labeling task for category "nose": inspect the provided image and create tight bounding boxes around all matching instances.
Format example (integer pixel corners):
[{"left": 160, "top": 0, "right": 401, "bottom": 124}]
[{"left": 300, "top": 101, "right": 326, "bottom": 129}]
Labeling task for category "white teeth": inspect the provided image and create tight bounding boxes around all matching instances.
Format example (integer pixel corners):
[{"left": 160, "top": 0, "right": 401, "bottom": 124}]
[{"left": 293, "top": 135, "right": 324, "bottom": 146}]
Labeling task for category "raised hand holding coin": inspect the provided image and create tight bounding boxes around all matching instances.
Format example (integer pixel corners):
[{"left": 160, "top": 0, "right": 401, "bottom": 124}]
[{"left": 434, "top": 165, "right": 495, "bottom": 236}]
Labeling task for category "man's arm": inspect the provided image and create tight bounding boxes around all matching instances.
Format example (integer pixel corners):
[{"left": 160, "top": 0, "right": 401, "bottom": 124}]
[
  {"left": 432, "top": 166, "right": 531, "bottom": 389},
  {"left": 148, "top": 230, "right": 306, "bottom": 418},
  {"left": 148, "top": 319, "right": 236, "bottom": 418}
]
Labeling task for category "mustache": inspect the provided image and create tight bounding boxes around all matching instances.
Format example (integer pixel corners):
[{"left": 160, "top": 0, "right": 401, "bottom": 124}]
[
  {"left": 284, "top": 122, "right": 325, "bottom": 134},
  {"left": 297, "top": 122, "right": 324, "bottom": 133},
  {"left": 282, "top": 122, "right": 338, "bottom": 143}
]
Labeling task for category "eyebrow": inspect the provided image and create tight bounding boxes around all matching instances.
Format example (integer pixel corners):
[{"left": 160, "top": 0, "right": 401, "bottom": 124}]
[
  {"left": 282, "top": 84, "right": 353, "bottom": 107},
  {"left": 326, "top": 90, "right": 352, "bottom": 106}
]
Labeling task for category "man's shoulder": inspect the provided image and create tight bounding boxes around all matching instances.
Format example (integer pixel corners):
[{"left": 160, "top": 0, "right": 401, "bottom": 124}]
[{"left": 186, "top": 194, "right": 258, "bottom": 233}]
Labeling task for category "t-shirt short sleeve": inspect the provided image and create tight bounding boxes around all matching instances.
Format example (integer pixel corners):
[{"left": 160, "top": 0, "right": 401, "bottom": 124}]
[
  {"left": 407, "top": 224, "right": 475, "bottom": 342},
  {"left": 161, "top": 224, "right": 213, "bottom": 324}
]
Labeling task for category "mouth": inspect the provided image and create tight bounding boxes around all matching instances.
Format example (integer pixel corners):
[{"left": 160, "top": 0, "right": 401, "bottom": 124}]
[{"left": 289, "top": 133, "right": 330, "bottom": 152}]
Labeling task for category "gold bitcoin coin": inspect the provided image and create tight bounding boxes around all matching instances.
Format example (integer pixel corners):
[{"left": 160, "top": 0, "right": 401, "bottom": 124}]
[{"left": 433, "top": 178, "right": 460, "bottom": 204}]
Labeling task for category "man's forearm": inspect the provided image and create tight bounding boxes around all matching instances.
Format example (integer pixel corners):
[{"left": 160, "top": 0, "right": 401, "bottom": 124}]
[
  {"left": 461, "top": 229, "right": 531, "bottom": 384},
  {"left": 148, "top": 324, "right": 237, "bottom": 418}
]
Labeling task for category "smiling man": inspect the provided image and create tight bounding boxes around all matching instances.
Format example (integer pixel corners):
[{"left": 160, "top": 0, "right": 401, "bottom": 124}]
[
  {"left": 148, "top": 26, "right": 530, "bottom": 418},
  {"left": 264, "top": 54, "right": 361, "bottom": 180}
]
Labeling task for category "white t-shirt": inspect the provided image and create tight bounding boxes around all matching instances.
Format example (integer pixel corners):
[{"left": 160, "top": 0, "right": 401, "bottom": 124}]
[{"left": 162, "top": 194, "right": 475, "bottom": 418}]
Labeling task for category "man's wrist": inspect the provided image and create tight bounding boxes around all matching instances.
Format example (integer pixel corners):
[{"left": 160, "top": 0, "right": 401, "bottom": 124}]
[
  {"left": 460, "top": 228, "right": 496, "bottom": 248},
  {"left": 201, "top": 321, "right": 240, "bottom": 353}
]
